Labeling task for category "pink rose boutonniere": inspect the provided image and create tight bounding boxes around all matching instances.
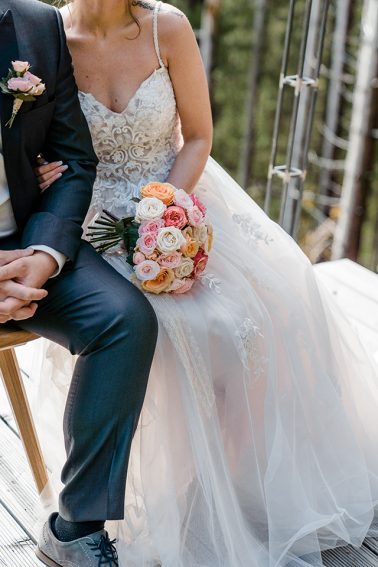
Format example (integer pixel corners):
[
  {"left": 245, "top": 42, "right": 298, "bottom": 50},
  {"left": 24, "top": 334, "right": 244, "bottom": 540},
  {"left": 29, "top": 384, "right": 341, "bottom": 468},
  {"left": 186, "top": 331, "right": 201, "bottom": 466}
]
[{"left": 0, "top": 60, "right": 46, "bottom": 128}]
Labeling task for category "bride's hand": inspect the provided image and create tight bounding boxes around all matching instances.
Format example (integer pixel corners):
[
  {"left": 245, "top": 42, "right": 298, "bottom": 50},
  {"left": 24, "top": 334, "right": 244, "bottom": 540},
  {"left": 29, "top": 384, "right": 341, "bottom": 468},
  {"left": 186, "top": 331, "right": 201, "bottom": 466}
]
[{"left": 34, "top": 157, "right": 68, "bottom": 192}]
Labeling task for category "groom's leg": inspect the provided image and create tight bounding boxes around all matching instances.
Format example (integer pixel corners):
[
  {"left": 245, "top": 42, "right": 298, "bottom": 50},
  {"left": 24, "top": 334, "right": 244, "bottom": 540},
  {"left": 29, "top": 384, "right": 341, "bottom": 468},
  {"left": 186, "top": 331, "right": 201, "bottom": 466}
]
[{"left": 18, "top": 240, "right": 158, "bottom": 521}]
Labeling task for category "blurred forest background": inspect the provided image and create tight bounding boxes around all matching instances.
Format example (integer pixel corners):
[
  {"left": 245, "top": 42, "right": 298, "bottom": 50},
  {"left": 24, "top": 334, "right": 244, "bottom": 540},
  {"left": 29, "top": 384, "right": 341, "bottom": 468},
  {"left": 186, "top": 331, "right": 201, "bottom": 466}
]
[{"left": 46, "top": 0, "right": 378, "bottom": 271}]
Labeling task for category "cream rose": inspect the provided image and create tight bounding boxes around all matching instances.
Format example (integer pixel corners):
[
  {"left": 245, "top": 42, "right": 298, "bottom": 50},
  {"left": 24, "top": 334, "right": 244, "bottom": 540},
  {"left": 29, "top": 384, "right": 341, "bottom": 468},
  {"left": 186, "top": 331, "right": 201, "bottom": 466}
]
[
  {"left": 156, "top": 226, "right": 186, "bottom": 254},
  {"left": 192, "top": 224, "right": 208, "bottom": 246},
  {"left": 174, "top": 257, "right": 194, "bottom": 279},
  {"left": 135, "top": 197, "right": 166, "bottom": 222},
  {"left": 134, "top": 260, "right": 161, "bottom": 281}
]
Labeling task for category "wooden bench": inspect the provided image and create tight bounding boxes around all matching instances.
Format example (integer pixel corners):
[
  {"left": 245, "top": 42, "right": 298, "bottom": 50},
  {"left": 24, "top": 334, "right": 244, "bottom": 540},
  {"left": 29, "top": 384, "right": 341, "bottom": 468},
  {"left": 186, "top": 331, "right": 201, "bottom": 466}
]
[{"left": 0, "top": 327, "right": 48, "bottom": 494}]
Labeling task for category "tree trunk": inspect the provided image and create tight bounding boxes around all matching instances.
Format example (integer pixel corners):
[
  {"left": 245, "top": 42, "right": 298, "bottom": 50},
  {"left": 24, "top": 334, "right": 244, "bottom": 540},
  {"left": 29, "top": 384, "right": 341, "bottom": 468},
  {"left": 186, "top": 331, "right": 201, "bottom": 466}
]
[
  {"left": 318, "top": 0, "right": 352, "bottom": 211},
  {"left": 199, "top": 0, "right": 220, "bottom": 85},
  {"left": 332, "top": 0, "right": 378, "bottom": 260},
  {"left": 238, "top": 0, "right": 267, "bottom": 190}
]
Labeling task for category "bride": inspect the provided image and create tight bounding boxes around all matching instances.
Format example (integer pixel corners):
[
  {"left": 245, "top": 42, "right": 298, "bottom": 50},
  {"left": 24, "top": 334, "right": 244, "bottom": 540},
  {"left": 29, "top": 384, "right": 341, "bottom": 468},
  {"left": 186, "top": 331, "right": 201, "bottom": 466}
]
[{"left": 33, "top": 1, "right": 378, "bottom": 566}]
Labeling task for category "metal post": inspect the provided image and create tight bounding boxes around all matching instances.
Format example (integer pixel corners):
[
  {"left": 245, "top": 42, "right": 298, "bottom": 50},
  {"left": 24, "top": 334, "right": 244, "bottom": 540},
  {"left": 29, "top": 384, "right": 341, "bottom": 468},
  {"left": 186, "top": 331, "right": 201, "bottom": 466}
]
[{"left": 265, "top": 0, "right": 331, "bottom": 239}]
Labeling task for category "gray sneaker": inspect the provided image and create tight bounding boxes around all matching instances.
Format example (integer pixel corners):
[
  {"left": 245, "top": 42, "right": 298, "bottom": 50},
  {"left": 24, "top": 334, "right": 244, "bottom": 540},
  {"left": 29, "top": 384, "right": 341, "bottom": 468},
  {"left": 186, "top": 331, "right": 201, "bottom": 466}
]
[{"left": 35, "top": 512, "right": 119, "bottom": 566}]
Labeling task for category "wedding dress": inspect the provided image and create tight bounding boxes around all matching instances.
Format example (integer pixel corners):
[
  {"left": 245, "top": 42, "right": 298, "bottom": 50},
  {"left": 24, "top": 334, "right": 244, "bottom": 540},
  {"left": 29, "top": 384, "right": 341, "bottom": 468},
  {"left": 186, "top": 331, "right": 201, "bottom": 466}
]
[{"left": 32, "top": 3, "right": 378, "bottom": 566}]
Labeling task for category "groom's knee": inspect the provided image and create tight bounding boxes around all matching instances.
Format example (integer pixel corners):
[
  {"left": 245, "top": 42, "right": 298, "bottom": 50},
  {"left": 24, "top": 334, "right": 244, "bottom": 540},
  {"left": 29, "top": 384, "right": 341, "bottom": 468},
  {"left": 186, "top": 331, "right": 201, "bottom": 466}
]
[{"left": 82, "top": 283, "right": 158, "bottom": 355}]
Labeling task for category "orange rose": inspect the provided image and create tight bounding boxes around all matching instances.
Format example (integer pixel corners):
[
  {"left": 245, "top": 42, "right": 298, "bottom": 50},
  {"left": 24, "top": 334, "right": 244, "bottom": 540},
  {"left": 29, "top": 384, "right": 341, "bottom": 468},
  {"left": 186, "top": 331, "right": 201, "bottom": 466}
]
[
  {"left": 142, "top": 267, "right": 175, "bottom": 294},
  {"left": 181, "top": 238, "right": 200, "bottom": 258},
  {"left": 206, "top": 224, "right": 214, "bottom": 253},
  {"left": 141, "top": 182, "right": 175, "bottom": 206}
]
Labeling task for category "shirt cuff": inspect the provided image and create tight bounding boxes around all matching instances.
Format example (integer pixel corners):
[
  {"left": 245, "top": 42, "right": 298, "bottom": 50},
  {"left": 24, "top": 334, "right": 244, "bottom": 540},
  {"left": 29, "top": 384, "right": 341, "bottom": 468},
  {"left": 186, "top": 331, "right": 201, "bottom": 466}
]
[{"left": 29, "top": 245, "right": 67, "bottom": 278}]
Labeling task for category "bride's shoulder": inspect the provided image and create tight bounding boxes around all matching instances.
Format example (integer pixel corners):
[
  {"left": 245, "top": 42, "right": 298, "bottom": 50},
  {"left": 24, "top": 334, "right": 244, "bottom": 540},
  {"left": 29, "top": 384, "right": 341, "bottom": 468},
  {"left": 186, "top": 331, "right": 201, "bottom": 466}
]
[{"left": 156, "top": 2, "right": 195, "bottom": 45}]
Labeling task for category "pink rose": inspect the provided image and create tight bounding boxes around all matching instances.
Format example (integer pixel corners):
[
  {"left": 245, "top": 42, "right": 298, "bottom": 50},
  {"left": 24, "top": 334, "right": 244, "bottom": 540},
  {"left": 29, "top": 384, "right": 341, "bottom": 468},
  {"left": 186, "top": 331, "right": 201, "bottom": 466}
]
[
  {"left": 163, "top": 206, "right": 188, "bottom": 229},
  {"left": 12, "top": 60, "right": 30, "bottom": 74},
  {"left": 23, "top": 71, "right": 41, "bottom": 86},
  {"left": 7, "top": 77, "right": 32, "bottom": 92},
  {"left": 136, "top": 232, "right": 157, "bottom": 255},
  {"left": 168, "top": 278, "right": 194, "bottom": 294},
  {"left": 158, "top": 251, "right": 182, "bottom": 268},
  {"left": 138, "top": 218, "right": 165, "bottom": 236},
  {"left": 193, "top": 250, "right": 208, "bottom": 277},
  {"left": 30, "top": 83, "right": 46, "bottom": 96},
  {"left": 134, "top": 260, "right": 161, "bottom": 282},
  {"left": 190, "top": 194, "right": 207, "bottom": 216},
  {"left": 173, "top": 189, "right": 193, "bottom": 209},
  {"left": 187, "top": 205, "right": 204, "bottom": 227},
  {"left": 133, "top": 252, "right": 146, "bottom": 265}
]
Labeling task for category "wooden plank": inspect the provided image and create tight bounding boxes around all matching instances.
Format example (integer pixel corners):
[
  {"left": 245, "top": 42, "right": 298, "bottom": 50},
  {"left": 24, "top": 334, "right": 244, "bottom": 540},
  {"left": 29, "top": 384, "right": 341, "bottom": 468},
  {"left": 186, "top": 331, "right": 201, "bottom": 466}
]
[
  {"left": 0, "top": 501, "right": 40, "bottom": 566},
  {"left": 0, "top": 328, "right": 38, "bottom": 352},
  {"left": 322, "top": 543, "right": 378, "bottom": 566},
  {"left": 364, "top": 537, "right": 378, "bottom": 555},
  {"left": 0, "top": 349, "right": 48, "bottom": 494}
]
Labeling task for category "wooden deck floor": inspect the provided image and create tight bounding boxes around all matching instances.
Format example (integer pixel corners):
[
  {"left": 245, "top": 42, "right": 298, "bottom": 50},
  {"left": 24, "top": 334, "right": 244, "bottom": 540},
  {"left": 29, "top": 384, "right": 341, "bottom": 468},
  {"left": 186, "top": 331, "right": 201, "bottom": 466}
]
[{"left": 0, "top": 258, "right": 377, "bottom": 566}]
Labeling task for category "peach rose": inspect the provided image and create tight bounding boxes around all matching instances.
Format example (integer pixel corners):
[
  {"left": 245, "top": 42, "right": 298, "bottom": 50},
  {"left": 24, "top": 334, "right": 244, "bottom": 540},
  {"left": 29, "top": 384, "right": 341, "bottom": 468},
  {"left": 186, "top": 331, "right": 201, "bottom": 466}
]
[
  {"left": 163, "top": 206, "right": 187, "bottom": 229},
  {"left": 141, "top": 182, "right": 175, "bottom": 206},
  {"left": 12, "top": 60, "right": 30, "bottom": 74},
  {"left": 158, "top": 251, "right": 182, "bottom": 268},
  {"left": 187, "top": 205, "right": 204, "bottom": 227},
  {"left": 168, "top": 278, "right": 194, "bottom": 294},
  {"left": 134, "top": 260, "right": 161, "bottom": 282},
  {"left": 133, "top": 252, "right": 146, "bottom": 265},
  {"left": 193, "top": 250, "right": 209, "bottom": 277},
  {"left": 7, "top": 77, "right": 32, "bottom": 92},
  {"left": 206, "top": 224, "right": 214, "bottom": 253},
  {"left": 192, "top": 224, "right": 208, "bottom": 246},
  {"left": 142, "top": 267, "right": 175, "bottom": 294},
  {"left": 181, "top": 238, "right": 200, "bottom": 258},
  {"left": 30, "top": 82, "right": 46, "bottom": 96}
]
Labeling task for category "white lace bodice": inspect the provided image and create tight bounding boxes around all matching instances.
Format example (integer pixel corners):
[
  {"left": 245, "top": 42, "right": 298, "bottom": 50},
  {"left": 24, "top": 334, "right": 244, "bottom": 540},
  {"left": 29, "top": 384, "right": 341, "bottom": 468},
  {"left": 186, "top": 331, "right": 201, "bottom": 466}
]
[{"left": 78, "top": 2, "right": 182, "bottom": 218}]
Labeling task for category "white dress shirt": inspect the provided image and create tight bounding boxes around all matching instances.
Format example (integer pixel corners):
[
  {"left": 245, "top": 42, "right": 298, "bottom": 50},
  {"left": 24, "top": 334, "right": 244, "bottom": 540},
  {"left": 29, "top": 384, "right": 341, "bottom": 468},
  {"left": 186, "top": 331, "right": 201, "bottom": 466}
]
[{"left": 0, "top": 130, "right": 66, "bottom": 276}]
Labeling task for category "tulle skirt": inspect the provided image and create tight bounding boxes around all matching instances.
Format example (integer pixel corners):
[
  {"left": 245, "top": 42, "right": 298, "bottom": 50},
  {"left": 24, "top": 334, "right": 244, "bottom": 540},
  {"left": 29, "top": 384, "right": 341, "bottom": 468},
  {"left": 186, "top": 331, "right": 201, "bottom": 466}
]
[{"left": 31, "top": 157, "right": 378, "bottom": 567}]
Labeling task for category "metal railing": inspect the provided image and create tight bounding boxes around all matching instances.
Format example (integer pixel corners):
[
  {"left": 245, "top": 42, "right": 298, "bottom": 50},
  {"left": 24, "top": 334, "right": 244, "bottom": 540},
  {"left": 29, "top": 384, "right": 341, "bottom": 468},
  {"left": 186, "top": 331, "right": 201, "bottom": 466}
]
[{"left": 264, "top": 0, "right": 331, "bottom": 239}]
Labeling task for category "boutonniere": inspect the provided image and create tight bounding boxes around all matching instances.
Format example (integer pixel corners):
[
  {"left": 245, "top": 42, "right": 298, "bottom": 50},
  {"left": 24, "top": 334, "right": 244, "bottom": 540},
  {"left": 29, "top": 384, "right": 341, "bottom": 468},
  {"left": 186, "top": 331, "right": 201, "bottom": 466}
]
[{"left": 0, "top": 60, "right": 46, "bottom": 128}]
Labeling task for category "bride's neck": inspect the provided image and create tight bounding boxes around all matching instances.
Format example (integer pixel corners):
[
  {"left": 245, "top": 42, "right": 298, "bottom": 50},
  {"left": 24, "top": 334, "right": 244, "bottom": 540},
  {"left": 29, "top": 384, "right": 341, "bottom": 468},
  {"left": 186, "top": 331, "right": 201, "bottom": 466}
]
[{"left": 71, "top": 0, "right": 133, "bottom": 35}]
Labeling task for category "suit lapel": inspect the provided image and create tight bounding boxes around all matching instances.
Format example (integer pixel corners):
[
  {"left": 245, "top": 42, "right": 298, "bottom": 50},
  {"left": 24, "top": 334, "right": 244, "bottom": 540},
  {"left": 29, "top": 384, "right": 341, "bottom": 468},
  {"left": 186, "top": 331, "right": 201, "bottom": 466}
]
[
  {"left": 0, "top": 9, "right": 23, "bottom": 230},
  {"left": 0, "top": 9, "right": 19, "bottom": 127}
]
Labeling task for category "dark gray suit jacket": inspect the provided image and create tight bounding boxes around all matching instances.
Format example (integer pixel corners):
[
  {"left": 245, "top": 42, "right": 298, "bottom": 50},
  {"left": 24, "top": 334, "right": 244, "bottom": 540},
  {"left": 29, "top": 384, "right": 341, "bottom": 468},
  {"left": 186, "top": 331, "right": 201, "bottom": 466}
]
[{"left": 0, "top": 0, "right": 98, "bottom": 261}]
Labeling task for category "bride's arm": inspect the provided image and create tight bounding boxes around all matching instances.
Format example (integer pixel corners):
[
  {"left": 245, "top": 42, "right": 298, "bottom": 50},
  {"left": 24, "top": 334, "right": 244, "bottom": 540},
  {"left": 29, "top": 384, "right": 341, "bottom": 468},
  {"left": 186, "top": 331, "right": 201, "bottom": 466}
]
[{"left": 159, "top": 8, "right": 213, "bottom": 193}]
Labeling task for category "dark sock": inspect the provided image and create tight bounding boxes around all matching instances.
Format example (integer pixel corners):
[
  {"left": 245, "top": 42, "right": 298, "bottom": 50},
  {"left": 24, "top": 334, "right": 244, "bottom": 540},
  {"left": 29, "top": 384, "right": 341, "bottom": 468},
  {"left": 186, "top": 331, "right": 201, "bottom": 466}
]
[{"left": 52, "top": 513, "right": 105, "bottom": 542}]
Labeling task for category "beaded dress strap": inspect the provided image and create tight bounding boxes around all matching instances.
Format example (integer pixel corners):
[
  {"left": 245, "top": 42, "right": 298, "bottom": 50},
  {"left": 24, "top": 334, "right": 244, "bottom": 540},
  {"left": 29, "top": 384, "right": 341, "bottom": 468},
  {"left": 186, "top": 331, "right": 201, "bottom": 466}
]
[{"left": 153, "top": 1, "right": 165, "bottom": 68}]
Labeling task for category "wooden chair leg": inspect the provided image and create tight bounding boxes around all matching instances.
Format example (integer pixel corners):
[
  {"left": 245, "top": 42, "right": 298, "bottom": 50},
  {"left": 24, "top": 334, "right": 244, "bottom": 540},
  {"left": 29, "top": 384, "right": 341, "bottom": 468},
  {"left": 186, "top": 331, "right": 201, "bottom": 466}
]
[{"left": 0, "top": 348, "right": 48, "bottom": 494}]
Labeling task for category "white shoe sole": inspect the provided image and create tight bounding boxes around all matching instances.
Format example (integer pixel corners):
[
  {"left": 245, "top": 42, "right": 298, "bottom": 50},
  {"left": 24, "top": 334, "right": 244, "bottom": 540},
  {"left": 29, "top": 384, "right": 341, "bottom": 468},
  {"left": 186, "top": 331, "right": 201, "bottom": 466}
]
[{"left": 35, "top": 547, "right": 62, "bottom": 567}]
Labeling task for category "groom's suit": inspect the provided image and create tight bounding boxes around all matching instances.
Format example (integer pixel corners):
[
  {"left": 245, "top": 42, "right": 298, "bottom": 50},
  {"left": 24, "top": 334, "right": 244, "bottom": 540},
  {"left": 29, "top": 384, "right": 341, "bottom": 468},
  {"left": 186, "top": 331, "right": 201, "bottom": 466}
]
[{"left": 0, "top": 0, "right": 158, "bottom": 521}]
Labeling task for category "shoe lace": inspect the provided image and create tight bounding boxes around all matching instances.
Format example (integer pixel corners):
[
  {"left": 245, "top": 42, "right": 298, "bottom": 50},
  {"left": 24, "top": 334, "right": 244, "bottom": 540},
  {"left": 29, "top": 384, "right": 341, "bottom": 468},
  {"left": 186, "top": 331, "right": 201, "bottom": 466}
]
[{"left": 86, "top": 532, "right": 118, "bottom": 566}]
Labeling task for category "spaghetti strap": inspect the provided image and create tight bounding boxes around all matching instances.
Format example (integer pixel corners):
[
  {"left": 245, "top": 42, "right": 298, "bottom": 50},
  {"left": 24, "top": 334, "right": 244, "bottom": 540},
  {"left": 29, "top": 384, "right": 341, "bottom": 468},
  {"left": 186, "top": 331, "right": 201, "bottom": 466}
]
[{"left": 153, "top": 1, "right": 165, "bottom": 68}]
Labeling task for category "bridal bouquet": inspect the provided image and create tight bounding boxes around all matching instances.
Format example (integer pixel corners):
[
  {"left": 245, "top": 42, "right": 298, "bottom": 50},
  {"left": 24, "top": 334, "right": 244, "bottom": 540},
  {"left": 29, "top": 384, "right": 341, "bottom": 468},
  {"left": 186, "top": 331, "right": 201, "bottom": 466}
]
[{"left": 88, "top": 182, "right": 213, "bottom": 295}]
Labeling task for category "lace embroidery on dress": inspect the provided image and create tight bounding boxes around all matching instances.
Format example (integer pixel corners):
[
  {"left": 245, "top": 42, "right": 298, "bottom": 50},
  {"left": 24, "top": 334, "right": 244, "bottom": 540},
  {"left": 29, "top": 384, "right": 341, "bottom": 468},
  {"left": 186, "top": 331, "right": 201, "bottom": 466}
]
[
  {"left": 232, "top": 214, "right": 274, "bottom": 245},
  {"left": 78, "top": 68, "right": 182, "bottom": 222},
  {"left": 235, "top": 318, "right": 268, "bottom": 382},
  {"left": 198, "top": 273, "right": 222, "bottom": 294},
  {"left": 150, "top": 295, "right": 216, "bottom": 417}
]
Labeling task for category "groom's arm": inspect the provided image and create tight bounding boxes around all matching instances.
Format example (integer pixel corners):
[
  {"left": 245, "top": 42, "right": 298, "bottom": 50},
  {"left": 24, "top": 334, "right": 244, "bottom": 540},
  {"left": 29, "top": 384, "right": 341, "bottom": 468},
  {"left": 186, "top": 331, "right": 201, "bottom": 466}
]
[{"left": 21, "top": 9, "right": 98, "bottom": 263}]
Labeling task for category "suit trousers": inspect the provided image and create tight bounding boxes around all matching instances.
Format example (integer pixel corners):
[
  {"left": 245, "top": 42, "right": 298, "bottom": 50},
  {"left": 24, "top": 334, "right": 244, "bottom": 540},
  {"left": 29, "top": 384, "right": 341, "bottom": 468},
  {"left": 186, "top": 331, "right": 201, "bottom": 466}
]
[{"left": 2, "top": 238, "right": 158, "bottom": 521}]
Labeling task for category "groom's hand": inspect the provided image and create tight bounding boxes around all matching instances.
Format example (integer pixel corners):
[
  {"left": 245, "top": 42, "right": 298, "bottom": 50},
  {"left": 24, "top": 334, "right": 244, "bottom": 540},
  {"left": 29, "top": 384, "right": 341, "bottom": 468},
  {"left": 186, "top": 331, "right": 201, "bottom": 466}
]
[{"left": 0, "top": 250, "right": 53, "bottom": 323}]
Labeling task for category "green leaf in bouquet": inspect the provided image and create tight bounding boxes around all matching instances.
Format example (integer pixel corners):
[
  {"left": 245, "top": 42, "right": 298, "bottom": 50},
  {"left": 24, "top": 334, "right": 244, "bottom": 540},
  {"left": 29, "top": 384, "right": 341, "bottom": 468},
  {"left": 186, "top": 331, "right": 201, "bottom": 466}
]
[{"left": 87, "top": 210, "right": 141, "bottom": 254}]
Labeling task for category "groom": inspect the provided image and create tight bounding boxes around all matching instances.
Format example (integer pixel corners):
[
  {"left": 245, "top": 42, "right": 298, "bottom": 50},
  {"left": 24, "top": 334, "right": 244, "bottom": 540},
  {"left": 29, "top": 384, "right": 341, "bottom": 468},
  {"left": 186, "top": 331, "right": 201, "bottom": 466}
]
[{"left": 0, "top": 0, "right": 158, "bottom": 565}]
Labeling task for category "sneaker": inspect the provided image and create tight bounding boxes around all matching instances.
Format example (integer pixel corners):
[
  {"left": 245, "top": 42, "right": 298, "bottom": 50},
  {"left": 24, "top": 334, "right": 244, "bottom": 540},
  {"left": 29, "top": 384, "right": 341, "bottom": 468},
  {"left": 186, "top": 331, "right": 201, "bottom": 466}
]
[{"left": 36, "top": 512, "right": 118, "bottom": 566}]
